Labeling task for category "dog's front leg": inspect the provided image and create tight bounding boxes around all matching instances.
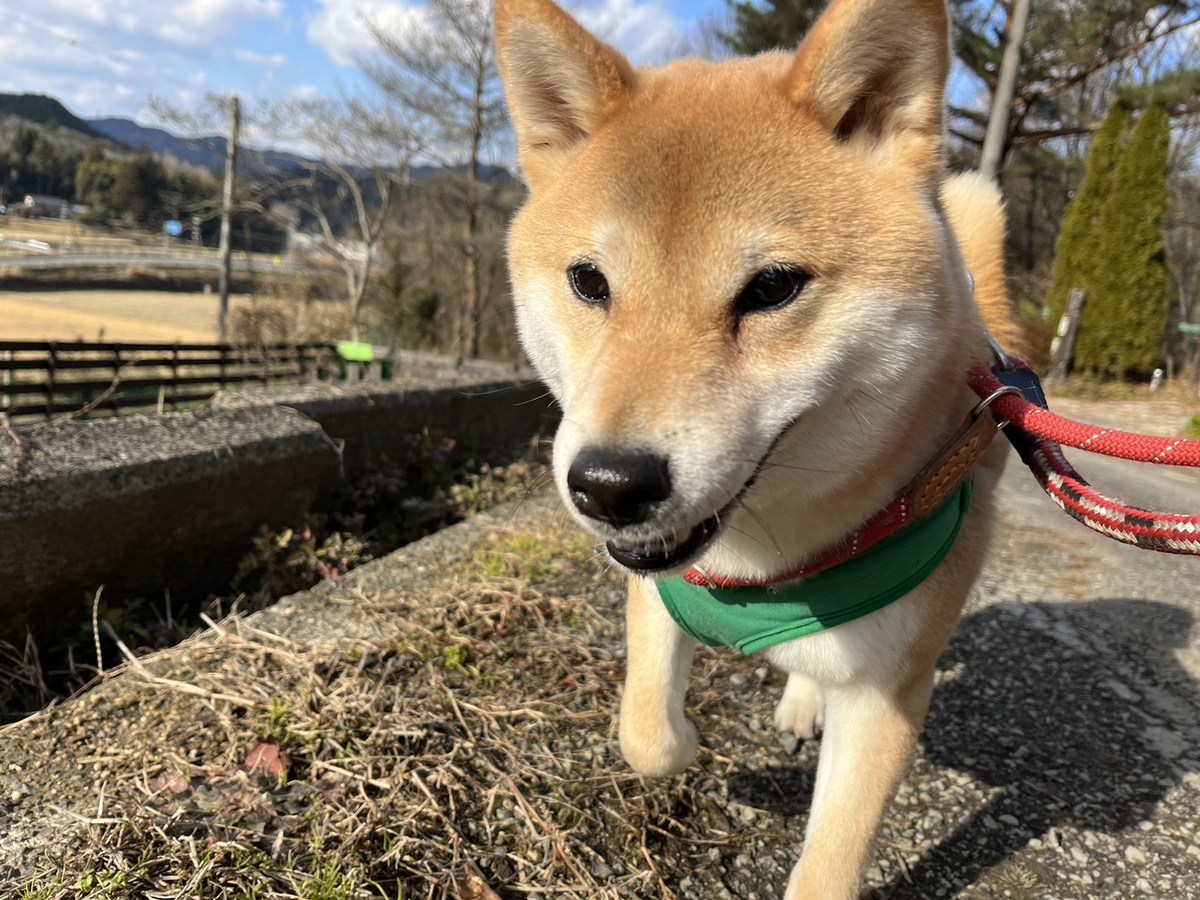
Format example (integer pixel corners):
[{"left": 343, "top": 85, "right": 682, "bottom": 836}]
[
  {"left": 784, "top": 671, "right": 934, "bottom": 900},
  {"left": 619, "top": 575, "right": 698, "bottom": 776}
]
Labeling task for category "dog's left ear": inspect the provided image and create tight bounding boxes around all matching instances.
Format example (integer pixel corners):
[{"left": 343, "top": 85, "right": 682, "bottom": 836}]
[
  {"left": 786, "top": 0, "right": 950, "bottom": 181},
  {"left": 495, "top": 0, "right": 635, "bottom": 191}
]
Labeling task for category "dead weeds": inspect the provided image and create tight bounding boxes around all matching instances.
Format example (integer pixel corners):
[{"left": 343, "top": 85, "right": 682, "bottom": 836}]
[{"left": 2, "top": 514, "right": 763, "bottom": 899}]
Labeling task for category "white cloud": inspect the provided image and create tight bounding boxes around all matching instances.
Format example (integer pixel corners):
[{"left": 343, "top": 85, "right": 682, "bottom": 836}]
[
  {"left": 572, "top": 0, "right": 684, "bottom": 64},
  {"left": 231, "top": 48, "right": 289, "bottom": 67},
  {"left": 306, "top": 0, "right": 427, "bottom": 67},
  {"left": 1, "top": 3, "right": 291, "bottom": 119},
  {"left": 306, "top": 0, "right": 683, "bottom": 69},
  {"left": 36, "top": 0, "right": 284, "bottom": 45}
]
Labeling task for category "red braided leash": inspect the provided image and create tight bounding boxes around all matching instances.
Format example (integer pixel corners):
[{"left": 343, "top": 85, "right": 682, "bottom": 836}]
[
  {"left": 969, "top": 358, "right": 1200, "bottom": 556},
  {"left": 969, "top": 360, "right": 1200, "bottom": 467}
]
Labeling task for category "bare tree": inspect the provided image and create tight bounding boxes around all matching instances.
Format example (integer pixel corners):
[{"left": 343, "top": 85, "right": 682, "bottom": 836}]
[
  {"left": 262, "top": 96, "right": 423, "bottom": 340},
  {"left": 364, "top": 0, "right": 509, "bottom": 359}
]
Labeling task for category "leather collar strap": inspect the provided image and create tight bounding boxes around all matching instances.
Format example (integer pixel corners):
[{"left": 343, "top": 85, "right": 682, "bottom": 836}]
[
  {"left": 658, "top": 477, "right": 974, "bottom": 654},
  {"left": 682, "top": 397, "right": 998, "bottom": 589}
]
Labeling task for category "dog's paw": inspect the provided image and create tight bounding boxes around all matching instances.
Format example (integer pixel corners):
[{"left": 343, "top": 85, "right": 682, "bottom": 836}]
[
  {"left": 774, "top": 673, "right": 824, "bottom": 740},
  {"left": 619, "top": 714, "right": 699, "bottom": 777}
]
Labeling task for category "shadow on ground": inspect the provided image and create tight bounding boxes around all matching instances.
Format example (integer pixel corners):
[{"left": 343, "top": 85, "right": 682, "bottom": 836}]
[{"left": 726, "top": 598, "right": 1198, "bottom": 898}]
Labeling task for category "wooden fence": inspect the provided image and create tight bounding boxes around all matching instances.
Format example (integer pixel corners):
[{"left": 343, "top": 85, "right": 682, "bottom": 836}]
[{"left": 0, "top": 341, "right": 336, "bottom": 421}]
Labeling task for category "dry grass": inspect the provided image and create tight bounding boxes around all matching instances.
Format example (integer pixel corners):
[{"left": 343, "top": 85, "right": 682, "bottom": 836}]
[
  {"left": 0, "top": 291, "right": 257, "bottom": 342},
  {"left": 3, "top": 519, "right": 772, "bottom": 899}
]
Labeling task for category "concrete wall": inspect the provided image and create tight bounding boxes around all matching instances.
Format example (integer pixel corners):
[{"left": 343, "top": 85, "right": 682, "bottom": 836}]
[
  {"left": 0, "top": 408, "right": 334, "bottom": 646},
  {"left": 0, "top": 369, "right": 557, "bottom": 648}
]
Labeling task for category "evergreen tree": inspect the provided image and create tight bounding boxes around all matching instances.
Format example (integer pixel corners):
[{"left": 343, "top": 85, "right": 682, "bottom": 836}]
[
  {"left": 110, "top": 148, "right": 166, "bottom": 226},
  {"left": 1045, "top": 100, "right": 1133, "bottom": 325},
  {"left": 1074, "top": 104, "right": 1172, "bottom": 378},
  {"left": 719, "top": 0, "right": 824, "bottom": 54}
]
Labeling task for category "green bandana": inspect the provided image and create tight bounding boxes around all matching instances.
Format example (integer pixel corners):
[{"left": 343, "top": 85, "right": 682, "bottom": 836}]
[{"left": 656, "top": 477, "right": 974, "bottom": 655}]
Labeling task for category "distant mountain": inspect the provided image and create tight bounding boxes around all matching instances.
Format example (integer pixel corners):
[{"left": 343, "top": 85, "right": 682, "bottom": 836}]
[
  {"left": 0, "top": 93, "right": 104, "bottom": 139},
  {"left": 87, "top": 118, "right": 226, "bottom": 171},
  {"left": 88, "top": 117, "right": 344, "bottom": 178},
  {"left": 89, "top": 116, "right": 513, "bottom": 183},
  {"left": 3, "top": 93, "right": 514, "bottom": 185}
]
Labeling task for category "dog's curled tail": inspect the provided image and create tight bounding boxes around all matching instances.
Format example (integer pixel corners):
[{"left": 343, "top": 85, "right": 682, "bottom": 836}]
[{"left": 941, "top": 172, "right": 1026, "bottom": 356}]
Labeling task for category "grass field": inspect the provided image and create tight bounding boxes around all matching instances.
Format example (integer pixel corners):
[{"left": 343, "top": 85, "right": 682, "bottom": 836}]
[{"left": 0, "top": 290, "right": 252, "bottom": 342}]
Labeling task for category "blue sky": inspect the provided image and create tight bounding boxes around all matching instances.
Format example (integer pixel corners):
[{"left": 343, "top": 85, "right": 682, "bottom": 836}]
[{"left": 2, "top": 0, "right": 725, "bottom": 125}]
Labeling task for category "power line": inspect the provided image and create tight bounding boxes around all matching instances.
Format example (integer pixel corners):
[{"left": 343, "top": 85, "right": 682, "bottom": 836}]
[{"left": 10, "top": 12, "right": 200, "bottom": 94}]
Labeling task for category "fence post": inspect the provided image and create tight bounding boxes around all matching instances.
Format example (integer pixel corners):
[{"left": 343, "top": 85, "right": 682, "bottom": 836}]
[
  {"left": 110, "top": 345, "right": 122, "bottom": 416},
  {"left": 45, "top": 343, "right": 58, "bottom": 420},
  {"left": 1, "top": 349, "right": 11, "bottom": 414},
  {"left": 171, "top": 343, "right": 181, "bottom": 411},
  {"left": 1049, "top": 288, "right": 1087, "bottom": 381}
]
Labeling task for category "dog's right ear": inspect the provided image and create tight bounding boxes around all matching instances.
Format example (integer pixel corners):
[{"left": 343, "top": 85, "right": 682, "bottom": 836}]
[{"left": 495, "top": 0, "right": 635, "bottom": 190}]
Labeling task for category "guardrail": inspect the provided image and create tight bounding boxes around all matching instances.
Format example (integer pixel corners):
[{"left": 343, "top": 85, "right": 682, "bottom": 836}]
[
  {"left": 0, "top": 250, "right": 308, "bottom": 275},
  {"left": 0, "top": 340, "right": 336, "bottom": 421}
]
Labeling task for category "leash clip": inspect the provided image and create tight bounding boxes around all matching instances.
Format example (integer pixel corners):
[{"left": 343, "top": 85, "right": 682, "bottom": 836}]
[
  {"left": 985, "top": 329, "right": 1014, "bottom": 372},
  {"left": 971, "top": 385, "right": 1023, "bottom": 425}
]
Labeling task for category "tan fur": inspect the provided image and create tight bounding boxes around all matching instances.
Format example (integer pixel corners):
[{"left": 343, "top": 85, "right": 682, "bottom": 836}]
[{"left": 496, "top": 0, "right": 1018, "bottom": 896}]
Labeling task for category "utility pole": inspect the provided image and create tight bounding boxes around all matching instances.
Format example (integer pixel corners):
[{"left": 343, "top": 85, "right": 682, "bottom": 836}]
[
  {"left": 217, "top": 94, "right": 240, "bottom": 344},
  {"left": 980, "top": 0, "right": 1032, "bottom": 181}
]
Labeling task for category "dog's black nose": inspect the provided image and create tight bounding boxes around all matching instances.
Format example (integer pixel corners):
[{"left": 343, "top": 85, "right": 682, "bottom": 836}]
[{"left": 567, "top": 448, "right": 672, "bottom": 527}]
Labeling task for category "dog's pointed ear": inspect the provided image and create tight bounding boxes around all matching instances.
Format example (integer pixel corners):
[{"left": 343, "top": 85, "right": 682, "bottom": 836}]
[
  {"left": 786, "top": 0, "right": 950, "bottom": 180},
  {"left": 495, "top": 0, "right": 635, "bottom": 190}
]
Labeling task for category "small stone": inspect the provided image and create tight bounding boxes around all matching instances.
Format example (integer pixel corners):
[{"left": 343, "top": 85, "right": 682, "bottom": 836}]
[
  {"left": 999, "top": 814, "right": 1020, "bottom": 827},
  {"left": 1125, "top": 847, "right": 1147, "bottom": 865}
]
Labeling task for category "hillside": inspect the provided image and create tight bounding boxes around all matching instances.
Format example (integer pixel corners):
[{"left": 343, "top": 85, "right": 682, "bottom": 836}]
[
  {"left": 0, "top": 94, "right": 103, "bottom": 140},
  {"left": 87, "top": 118, "right": 226, "bottom": 172},
  {"left": 88, "top": 118, "right": 337, "bottom": 179}
]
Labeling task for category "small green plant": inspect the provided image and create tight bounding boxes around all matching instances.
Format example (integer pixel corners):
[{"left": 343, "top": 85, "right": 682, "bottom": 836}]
[
  {"left": 1186, "top": 415, "right": 1200, "bottom": 440},
  {"left": 263, "top": 697, "right": 292, "bottom": 744},
  {"left": 301, "top": 859, "right": 357, "bottom": 900},
  {"left": 441, "top": 644, "right": 470, "bottom": 670}
]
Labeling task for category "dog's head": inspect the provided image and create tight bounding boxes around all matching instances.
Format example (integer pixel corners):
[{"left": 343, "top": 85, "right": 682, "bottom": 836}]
[{"left": 497, "top": 0, "right": 982, "bottom": 577}]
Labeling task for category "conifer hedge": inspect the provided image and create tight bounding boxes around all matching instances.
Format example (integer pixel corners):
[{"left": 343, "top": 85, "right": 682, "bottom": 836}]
[
  {"left": 1045, "top": 101, "right": 1132, "bottom": 326},
  {"left": 1073, "top": 104, "right": 1171, "bottom": 378}
]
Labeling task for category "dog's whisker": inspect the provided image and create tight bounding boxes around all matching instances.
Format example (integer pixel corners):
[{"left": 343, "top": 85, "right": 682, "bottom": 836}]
[{"left": 735, "top": 503, "right": 787, "bottom": 562}]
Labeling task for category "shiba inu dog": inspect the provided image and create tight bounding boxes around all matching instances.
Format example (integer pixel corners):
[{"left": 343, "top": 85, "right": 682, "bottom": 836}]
[{"left": 496, "top": 0, "right": 1023, "bottom": 896}]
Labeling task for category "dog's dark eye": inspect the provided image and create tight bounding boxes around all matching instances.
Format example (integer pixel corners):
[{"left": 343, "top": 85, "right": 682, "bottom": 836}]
[
  {"left": 569, "top": 263, "right": 610, "bottom": 305},
  {"left": 736, "top": 267, "right": 810, "bottom": 314}
]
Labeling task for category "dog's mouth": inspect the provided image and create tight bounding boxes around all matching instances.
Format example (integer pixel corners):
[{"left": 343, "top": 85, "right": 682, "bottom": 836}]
[
  {"left": 594, "top": 412, "right": 804, "bottom": 573},
  {"left": 605, "top": 512, "right": 723, "bottom": 572}
]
